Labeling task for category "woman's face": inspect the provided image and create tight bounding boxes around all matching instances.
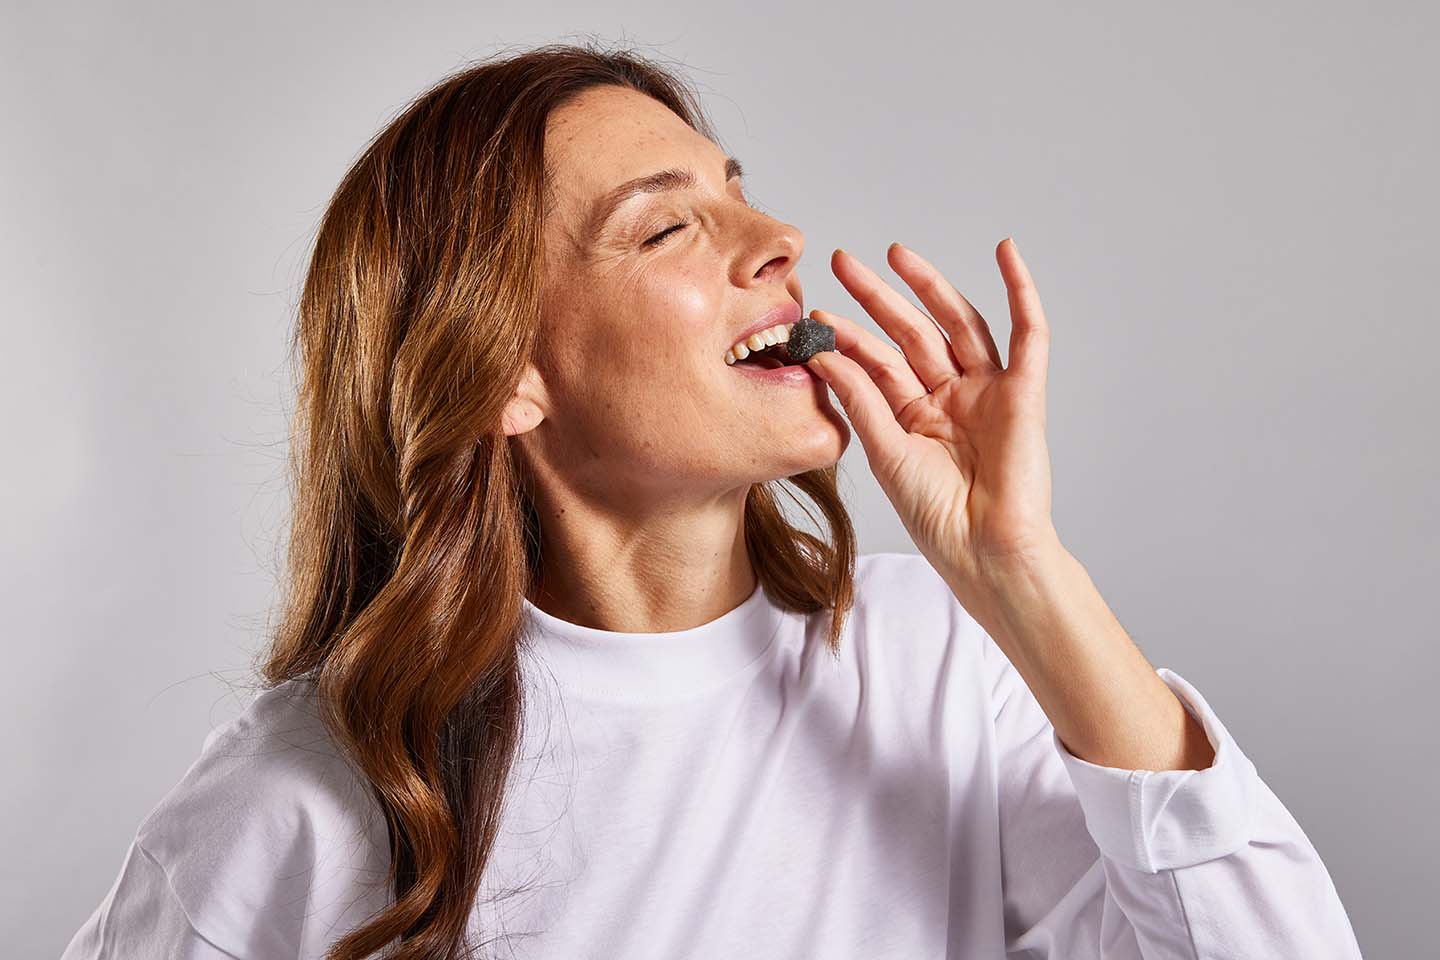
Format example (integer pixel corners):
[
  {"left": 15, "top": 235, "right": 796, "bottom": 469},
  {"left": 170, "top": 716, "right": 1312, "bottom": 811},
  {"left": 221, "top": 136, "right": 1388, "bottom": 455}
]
[{"left": 505, "top": 85, "right": 848, "bottom": 503}]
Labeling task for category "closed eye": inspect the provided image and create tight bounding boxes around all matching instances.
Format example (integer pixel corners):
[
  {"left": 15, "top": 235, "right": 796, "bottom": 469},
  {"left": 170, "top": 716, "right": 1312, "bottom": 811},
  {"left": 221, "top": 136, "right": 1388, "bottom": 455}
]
[
  {"left": 644, "top": 222, "right": 688, "bottom": 247},
  {"left": 642, "top": 194, "right": 765, "bottom": 249}
]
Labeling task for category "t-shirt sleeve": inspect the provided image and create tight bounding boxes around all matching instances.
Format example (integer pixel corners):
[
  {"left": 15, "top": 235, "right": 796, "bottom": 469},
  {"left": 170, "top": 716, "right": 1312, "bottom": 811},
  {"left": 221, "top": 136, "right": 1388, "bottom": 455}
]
[
  {"left": 982, "top": 633, "right": 1365, "bottom": 958},
  {"left": 63, "top": 682, "right": 396, "bottom": 960},
  {"left": 58, "top": 838, "right": 240, "bottom": 960}
]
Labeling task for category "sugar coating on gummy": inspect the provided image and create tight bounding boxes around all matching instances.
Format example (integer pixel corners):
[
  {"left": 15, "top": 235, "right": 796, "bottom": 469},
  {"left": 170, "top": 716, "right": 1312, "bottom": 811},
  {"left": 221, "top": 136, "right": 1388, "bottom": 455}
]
[{"left": 784, "top": 316, "right": 836, "bottom": 363}]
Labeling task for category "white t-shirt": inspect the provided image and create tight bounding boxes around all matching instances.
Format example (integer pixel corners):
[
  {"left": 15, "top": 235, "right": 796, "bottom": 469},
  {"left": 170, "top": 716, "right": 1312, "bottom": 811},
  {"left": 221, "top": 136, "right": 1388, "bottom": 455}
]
[{"left": 60, "top": 552, "right": 1363, "bottom": 958}]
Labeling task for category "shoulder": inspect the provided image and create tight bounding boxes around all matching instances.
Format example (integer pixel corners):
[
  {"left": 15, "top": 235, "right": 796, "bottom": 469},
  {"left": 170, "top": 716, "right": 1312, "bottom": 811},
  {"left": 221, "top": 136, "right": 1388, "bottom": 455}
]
[
  {"left": 854, "top": 550, "right": 953, "bottom": 597},
  {"left": 851, "top": 551, "right": 981, "bottom": 641},
  {"left": 133, "top": 678, "right": 392, "bottom": 958},
  {"left": 845, "top": 551, "right": 990, "bottom": 696},
  {"left": 852, "top": 551, "right": 1015, "bottom": 689}
]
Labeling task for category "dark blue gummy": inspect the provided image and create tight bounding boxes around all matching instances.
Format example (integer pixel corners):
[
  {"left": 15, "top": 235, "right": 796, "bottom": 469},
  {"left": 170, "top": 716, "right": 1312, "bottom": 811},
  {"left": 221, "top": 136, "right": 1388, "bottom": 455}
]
[{"left": 783, "top": 316, "right": 836, "bottom": 363}]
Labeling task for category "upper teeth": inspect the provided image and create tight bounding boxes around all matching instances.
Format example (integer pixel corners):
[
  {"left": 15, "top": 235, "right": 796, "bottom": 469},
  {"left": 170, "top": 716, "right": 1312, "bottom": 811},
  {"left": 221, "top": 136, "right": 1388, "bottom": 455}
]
[{"left": 725, "top": 323, "right": 793, "bottom": 364}]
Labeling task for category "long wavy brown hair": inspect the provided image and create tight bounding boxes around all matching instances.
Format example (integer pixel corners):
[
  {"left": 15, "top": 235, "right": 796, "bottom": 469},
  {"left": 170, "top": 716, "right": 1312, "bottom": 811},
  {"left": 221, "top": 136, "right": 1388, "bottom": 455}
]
[{"left": 259, "top": 40, "right": 858, "bottom": 960}]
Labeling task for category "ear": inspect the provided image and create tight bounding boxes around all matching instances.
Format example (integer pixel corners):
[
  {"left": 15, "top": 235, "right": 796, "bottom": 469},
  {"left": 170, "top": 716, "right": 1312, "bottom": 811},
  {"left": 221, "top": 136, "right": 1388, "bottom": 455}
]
[{"left": 501, "top": 362, "right": 548, "bottom": 437}]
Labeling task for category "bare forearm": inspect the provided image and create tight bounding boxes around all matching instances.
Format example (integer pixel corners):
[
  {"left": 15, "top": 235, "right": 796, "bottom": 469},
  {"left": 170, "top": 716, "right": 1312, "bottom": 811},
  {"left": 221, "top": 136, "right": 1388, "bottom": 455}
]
[{"left": 947, "top": 542, "right": 1215, "bottom": 772}]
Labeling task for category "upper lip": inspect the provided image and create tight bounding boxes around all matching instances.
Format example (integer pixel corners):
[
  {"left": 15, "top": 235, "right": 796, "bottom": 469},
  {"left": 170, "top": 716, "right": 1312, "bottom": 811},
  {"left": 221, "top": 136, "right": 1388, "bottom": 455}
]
[{"left": 727, "top": 301, "right": 803, "bottom": 357}]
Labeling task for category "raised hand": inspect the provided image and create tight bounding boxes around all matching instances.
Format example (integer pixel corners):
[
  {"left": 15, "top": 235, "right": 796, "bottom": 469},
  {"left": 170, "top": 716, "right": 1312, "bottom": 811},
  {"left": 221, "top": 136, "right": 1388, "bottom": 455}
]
[{"left": 804, "top": 238, "right": 1061, "bottom": 585}]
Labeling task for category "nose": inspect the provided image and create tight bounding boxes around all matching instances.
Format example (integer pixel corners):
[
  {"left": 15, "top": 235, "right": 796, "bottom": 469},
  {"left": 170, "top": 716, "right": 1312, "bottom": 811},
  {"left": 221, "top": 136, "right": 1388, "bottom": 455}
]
[{"left": 738, "top": 213, "right": 805, "bottom": 288}]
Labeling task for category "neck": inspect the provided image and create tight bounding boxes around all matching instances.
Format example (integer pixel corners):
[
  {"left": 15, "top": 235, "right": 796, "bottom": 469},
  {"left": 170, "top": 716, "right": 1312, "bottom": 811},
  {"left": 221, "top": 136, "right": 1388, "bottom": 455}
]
[{"left": 524, "top": 489, "right": 757, "bottom": 634}]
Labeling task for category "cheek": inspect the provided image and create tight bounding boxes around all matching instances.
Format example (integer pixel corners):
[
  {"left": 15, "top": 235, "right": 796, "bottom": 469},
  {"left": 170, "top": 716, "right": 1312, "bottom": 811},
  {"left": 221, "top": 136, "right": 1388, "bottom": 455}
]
[
  {"left": 652, "top": 272, "right": 715, "bottom": 342},
  {"left": 556, "top": 281, "right": 706, "bottom": 400},
  {"left": 594, "top": 266, "right": 719, "bottom": 376},
  {"left": 640, "top": 269, "right": 721, "bottom": 386},
  {"left": 552, "top": 262, "right": 727, "bottom": 427}
]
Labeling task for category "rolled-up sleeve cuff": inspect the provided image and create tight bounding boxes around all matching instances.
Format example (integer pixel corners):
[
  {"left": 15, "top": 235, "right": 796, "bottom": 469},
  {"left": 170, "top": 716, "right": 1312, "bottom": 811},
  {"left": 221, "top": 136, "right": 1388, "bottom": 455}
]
[{"left": 1052, "top": 666, "right": 1261, "bottom": 874}]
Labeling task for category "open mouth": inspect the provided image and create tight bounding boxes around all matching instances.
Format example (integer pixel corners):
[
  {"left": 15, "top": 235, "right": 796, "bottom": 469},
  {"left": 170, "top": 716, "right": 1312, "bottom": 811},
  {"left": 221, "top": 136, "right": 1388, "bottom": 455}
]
[
  {"left": 727, "top": 316, "right": 835, "bottom": 370},
  {"left": 730, "top": 342, "right": 795, "bottom": 370}
]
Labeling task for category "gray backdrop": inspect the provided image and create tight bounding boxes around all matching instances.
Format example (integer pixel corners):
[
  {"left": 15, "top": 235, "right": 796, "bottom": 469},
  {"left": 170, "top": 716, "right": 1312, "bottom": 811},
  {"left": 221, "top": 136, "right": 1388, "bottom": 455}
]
[{"left": 5, "top": 2, "right": 1433, "bottom": 956}]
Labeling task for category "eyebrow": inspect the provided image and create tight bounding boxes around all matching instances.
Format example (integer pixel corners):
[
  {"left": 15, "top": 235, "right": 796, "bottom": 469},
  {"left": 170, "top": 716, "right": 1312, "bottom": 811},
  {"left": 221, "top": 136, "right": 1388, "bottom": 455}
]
[{"left": 584, "top": 155, "right": 745, "bottom": 246}]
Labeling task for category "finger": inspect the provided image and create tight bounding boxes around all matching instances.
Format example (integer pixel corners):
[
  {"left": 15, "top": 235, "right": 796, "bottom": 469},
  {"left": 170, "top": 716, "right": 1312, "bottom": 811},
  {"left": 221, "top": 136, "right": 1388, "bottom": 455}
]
[
  {"left": 830, "top": 248, "right": 962, "bottom": 393},
  {"left": 807, "top": 307, "right": 929, "bottom": 418},
  {"left": 995, "top": 238, "right": 1050, "bottom": 385},
  {"left": 804, "top": 347, "right": 911, "bottom": 469},
  {"left": 886, "top": 242, "right": 1003, "bottom": 373}
]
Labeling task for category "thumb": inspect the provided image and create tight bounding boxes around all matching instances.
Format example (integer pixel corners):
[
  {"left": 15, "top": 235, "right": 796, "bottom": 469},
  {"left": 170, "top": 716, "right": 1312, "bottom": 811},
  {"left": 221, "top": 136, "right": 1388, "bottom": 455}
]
[{"left": 805, "top": 349, "right": 909, "bottom": 466}]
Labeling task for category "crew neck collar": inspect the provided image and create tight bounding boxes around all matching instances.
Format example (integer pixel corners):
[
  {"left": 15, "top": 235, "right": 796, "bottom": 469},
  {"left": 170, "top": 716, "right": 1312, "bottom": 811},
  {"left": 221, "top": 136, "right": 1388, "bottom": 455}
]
[{"left": 518, "top": 579, "right": 788, "bottom": 704}]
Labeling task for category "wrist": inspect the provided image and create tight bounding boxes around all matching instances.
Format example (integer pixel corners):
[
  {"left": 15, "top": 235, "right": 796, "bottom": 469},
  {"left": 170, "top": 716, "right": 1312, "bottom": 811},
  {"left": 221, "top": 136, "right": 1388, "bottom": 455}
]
[
  {"left": 941, "top": 534, "right": 1087, "bottom": 664},
  {"left": 947, "top": 527, "right": 1071, "bottom": 595}
]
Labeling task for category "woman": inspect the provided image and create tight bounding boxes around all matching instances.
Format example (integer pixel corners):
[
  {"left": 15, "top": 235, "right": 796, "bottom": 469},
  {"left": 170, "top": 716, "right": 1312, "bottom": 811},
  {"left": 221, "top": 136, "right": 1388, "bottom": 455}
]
[{"left": 61, "top": 43, "right": 1363, "bottom": 960}]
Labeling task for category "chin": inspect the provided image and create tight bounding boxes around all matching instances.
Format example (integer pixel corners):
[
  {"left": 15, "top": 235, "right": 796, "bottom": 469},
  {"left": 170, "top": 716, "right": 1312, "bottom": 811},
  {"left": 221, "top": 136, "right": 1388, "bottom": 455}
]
[{"left": 772, "top": 418, "right": 851, "bottom": 479}]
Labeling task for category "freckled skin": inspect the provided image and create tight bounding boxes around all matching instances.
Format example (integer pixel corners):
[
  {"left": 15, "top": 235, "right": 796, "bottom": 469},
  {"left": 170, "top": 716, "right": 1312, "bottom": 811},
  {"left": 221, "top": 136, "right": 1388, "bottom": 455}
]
[{"left": 503, "top": 85, "right": 849, "bottom": 504}]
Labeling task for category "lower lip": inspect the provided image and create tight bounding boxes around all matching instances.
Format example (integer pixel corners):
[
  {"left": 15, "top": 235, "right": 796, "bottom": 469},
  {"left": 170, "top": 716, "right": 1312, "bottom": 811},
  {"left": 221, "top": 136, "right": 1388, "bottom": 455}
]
[{"left": 729, "top": 362, "right": 820, "bottom": 383}]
